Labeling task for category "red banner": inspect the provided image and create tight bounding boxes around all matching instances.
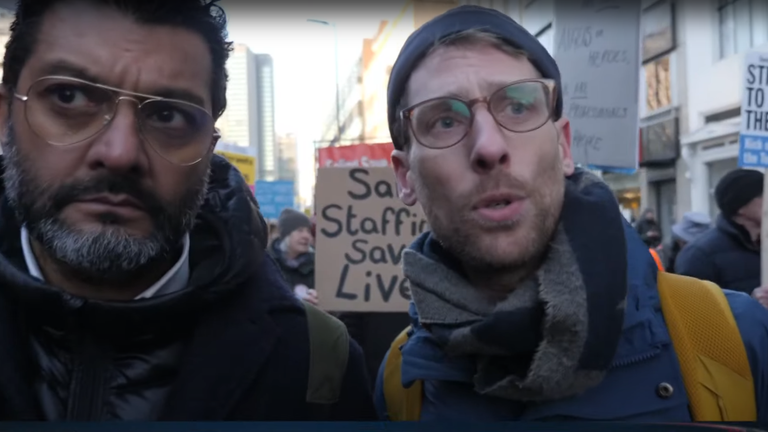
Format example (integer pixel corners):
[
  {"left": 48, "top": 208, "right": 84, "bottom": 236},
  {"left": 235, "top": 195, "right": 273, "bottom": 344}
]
[{"left": 317, "top": 143, "right": 393, "bottom": 168}]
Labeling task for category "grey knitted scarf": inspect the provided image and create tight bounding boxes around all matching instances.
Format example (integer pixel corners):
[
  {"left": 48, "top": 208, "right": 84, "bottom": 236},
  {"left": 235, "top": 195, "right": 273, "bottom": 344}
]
[{"left": 402, "top": 169, "right": 628, "bottom": 402}]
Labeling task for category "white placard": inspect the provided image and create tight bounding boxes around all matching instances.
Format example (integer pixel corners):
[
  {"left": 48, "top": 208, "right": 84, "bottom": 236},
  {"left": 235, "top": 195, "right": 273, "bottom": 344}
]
[
  {"left": 554, "top": 0, "right": 642, "bottom": 170},
  {"left": 738, "top": 50, "right": 768, "bottom": 168}
]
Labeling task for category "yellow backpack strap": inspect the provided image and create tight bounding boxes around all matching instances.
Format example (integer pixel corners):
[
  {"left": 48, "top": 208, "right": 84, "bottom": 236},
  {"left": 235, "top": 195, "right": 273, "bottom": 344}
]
[
  {"left": 657, "top": 272, "right": 756, "bottom": 421},
  {"left": 383, "top": 326, "right": 423, "bottom": 421}
]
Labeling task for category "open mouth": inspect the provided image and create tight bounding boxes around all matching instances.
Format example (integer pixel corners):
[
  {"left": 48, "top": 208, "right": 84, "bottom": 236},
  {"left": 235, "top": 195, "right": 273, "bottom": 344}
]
[
  {"left": 484, "top": 199, "right": 512, "bottom": 209},
  {"left": 472, "top": 192, "right": 525, "bottom": 223},
  {"left": 473, "top": 193, "right": 519, "bottom": 210}
]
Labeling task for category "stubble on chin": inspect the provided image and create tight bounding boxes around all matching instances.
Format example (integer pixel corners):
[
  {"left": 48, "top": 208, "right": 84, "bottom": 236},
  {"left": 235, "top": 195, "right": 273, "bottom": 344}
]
[{"left": 414, "top": 163, "right": 565, "bottom": 276}]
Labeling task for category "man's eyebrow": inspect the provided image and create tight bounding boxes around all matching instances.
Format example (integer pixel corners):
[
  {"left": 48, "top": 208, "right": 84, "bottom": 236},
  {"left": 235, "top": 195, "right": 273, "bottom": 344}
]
[
  {"left": 35, "top": 60, "right": 208, "bottom": 108},
  {"left": 420, "top": 80, "right": 528, "bottom": 102},
  {"left": 38, "top": 60, "right": 101, "bottom": 84},
  {"left": 149, "top": 88, "right": 207, "bottom": 108}
]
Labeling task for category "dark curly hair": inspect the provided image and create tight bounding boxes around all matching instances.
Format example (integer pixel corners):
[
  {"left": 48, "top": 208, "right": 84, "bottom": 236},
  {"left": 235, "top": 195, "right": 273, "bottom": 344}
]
[{"left": 2, "top": 0, "right": 233, "bottom": 119}]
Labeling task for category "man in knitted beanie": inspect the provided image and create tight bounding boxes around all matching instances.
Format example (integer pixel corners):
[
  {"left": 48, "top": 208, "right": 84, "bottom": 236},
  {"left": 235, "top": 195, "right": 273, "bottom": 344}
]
[
  {"left": 676, "top": 169, "right": 762, "bottom": 294},
  {"left": 268, "top": 209, "right": 318, "bottom": 305},
  {"left": 375, "top": 4, "right": 768, "bottom": 423}
]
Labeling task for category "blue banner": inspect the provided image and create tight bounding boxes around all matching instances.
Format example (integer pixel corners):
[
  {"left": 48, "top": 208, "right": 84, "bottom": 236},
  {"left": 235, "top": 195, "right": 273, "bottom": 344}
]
[{"left": 255, "top": 180, "right": 296, "bottom": 221}]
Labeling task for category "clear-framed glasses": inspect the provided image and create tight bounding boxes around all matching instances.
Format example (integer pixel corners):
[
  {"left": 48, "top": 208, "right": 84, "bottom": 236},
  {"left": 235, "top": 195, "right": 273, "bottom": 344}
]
[
  {"left": 400, "top": 78, "right": 556, "bottom": 150},
  {"left": 13, "top": 75, "right": 218, "bottom": 166}
]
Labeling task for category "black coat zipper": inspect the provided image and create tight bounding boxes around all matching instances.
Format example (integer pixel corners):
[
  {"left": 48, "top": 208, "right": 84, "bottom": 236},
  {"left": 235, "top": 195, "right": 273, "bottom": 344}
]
[{"left": 66, "top": 335, "right": 107, "bottom": 420}]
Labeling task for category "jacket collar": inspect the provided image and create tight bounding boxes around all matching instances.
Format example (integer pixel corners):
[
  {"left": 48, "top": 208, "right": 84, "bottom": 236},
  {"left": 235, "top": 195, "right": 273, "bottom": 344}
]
[
  {"left": 717, "top": 214, "right": 759, "bottom": 251},
  {"left": 0, "top": 154, "right": 272, "bottom": 334},
  {"left": 0, "top": 154, "right": 301, "bottom": 419},
  {"left": 400, "top": 221, "right": 668, "bottom": 386}
]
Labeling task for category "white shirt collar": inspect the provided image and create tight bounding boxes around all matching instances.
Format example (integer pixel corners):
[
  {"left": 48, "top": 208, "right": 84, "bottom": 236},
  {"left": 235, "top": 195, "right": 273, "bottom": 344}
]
[{"left": 20, "top": 226, "right": 190, "bottom": 300}]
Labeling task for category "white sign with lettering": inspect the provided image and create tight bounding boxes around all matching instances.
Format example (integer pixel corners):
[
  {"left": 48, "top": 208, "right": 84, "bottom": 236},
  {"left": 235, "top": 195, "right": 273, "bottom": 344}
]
[
  {"left": 553, "top": 0, "right": 642, "bottom": 170},
  {"left": 738, "top": 50, "right": 768, "bottom": 168}
]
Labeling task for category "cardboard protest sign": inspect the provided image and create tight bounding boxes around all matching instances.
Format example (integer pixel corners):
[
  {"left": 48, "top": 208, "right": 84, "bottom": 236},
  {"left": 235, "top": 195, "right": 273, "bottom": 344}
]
[
  {"left": 554, "top": 0, "right": 642, "bottom": 170},
  {"left": 314, "top": 167, "right": 428, "bottom": 312}
]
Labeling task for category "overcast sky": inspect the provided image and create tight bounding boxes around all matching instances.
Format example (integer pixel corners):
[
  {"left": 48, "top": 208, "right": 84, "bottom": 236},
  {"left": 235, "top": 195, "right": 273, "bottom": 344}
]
[{"left": 221, "top": 2, "right": 404, "bottom": 205}]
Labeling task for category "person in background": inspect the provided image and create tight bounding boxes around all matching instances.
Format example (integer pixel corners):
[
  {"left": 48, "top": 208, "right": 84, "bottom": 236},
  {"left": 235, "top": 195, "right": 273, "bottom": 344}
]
[
  {"left": 270, "top": 208, "right": 319, "bottom": 305},
  {"left": 666, "top": 212, "right": 711, "bottom": 274},
  {"left": 0, "top": 0, "right": 374, "bottom": 420},
  {"left": 675, "top": 169, "right": 761, "bottom": 294},
  {"left": 636, "top": 208, "right": 661, "bottom": 248}
]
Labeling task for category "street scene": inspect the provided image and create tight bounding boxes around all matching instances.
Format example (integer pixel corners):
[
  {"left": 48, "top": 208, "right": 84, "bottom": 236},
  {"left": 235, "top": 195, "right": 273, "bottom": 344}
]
[{"left": 0, "top": 0, "right": 765, "bottom": 426}]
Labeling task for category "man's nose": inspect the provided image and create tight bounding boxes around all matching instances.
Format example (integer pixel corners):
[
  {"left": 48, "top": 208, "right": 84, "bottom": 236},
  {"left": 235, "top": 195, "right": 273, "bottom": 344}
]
[
  {"left": 85, "top": 98, "right": 147, "bottom": 173},
  {"left": 468, "top": 108, "right": 510, "bottom": 174}
]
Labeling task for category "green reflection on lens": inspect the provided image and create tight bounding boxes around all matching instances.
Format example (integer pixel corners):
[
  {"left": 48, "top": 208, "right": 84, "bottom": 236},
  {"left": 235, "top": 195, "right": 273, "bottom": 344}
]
[
  {"left": 505, "top": 85, "right": 537, "bottom": 105},
  {"left": 449, "top": 100, "right": 471, "bottom": 117}
]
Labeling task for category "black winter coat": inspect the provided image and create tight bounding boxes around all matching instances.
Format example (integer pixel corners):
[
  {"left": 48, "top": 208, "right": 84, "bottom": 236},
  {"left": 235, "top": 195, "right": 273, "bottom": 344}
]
[
  {"left": 0, "top": 155, "right": 375, "bottom": 421},
  {"left": 674, "top": 215, "right": 760, "bottom": 294}
]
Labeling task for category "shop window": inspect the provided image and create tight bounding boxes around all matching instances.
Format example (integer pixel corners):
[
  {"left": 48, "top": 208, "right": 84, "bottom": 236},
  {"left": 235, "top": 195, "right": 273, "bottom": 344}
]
[
  {"left": 640, "top": 114, "right": 679, "bottom": 166},
  {"left": 641, "top": 0, "right": 675, "bottom": 63},
  {"left": 704, "top": 107, "right": 741, "bottom": 123},
  {"left": 645, "top": 56, "right": 671, "bottom": 113},
  {"left": 718, "top": 0, "right": 768, "bottom": 59}
]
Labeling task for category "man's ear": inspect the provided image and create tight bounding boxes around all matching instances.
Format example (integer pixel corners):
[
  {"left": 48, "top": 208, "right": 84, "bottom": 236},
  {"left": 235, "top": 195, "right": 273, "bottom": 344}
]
[
  {"left": 391, "top": 148, "right": 417, "bottom": 206},
  {"left": 555, "top": 117, "right": 575, "bottom": 175},
  {"left": 209, "top": 128, "right": 221, "bottom": 152}
]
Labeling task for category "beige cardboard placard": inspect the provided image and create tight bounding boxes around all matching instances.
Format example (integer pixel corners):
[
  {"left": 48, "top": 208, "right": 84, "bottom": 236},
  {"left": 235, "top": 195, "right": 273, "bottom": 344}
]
[{"left": 315, "top": 167, "right": 429, "bottom": 312}]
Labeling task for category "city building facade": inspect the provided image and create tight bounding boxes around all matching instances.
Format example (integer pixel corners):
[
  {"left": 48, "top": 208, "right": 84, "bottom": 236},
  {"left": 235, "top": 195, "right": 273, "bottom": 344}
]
[
  {"left": 317, "top": 0, "right": 461, "bottom": 149},
  {"left": 215, "top": 46, "right": 279, "bottom": 181},
  {"left": 317, "top": 53, "right": 365, "bottom": 147},
  {"left": 277, "top": 133, "right": 298, "bottom": 182},
  {"left": 679, "top": 0, "right": 768, "bottom": 219},
  {"left": 215, "top": 43, "right": 261, "bottom": 178},
  {"left": 254, "top": 54, "right": 278, "bottom": 181}
]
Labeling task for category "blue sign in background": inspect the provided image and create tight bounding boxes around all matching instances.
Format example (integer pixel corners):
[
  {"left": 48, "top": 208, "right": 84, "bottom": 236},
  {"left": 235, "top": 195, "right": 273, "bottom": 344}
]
[
  {"left": 739, "top": 134, "right": 768, "bottom": 168},
  {"left": 255, "top": 180, "right": 296, "bottom": 221}
]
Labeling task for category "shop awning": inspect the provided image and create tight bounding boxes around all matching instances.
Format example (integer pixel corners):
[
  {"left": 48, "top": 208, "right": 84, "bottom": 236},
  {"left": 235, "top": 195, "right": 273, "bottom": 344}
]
[{"left": 681, "top": 117, "right": 741, "bottom": 146}]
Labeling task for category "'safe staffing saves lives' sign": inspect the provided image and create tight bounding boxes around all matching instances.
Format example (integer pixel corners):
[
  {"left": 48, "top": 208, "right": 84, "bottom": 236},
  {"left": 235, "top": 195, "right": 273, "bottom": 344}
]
[{"left": 314, "top": 167, "right": 429, "bottom": 312}]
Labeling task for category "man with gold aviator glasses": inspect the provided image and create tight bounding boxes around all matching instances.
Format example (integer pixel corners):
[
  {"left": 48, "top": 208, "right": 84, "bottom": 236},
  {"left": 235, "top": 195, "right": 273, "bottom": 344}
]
[
  {"left": 0, "top": 0, "right": 373, "bottom": 421},
  {"left": 13, "top": 74, "right": 219, "bottom": 166}
]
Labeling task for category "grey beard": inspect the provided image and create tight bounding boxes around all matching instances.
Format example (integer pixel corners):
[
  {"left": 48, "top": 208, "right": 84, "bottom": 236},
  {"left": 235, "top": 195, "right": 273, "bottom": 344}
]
[{"left": 1, "top": 121, "right": 209, "bottom": 284}]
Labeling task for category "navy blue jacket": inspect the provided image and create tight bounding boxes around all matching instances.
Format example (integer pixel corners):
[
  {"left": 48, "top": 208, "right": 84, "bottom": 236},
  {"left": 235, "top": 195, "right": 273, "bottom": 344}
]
[
  {"left": 675, "top": 215, "right": 760, "bottom": 294},
  {"left": 374, "top": 222, "right": 768, "bottom": 421}
]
